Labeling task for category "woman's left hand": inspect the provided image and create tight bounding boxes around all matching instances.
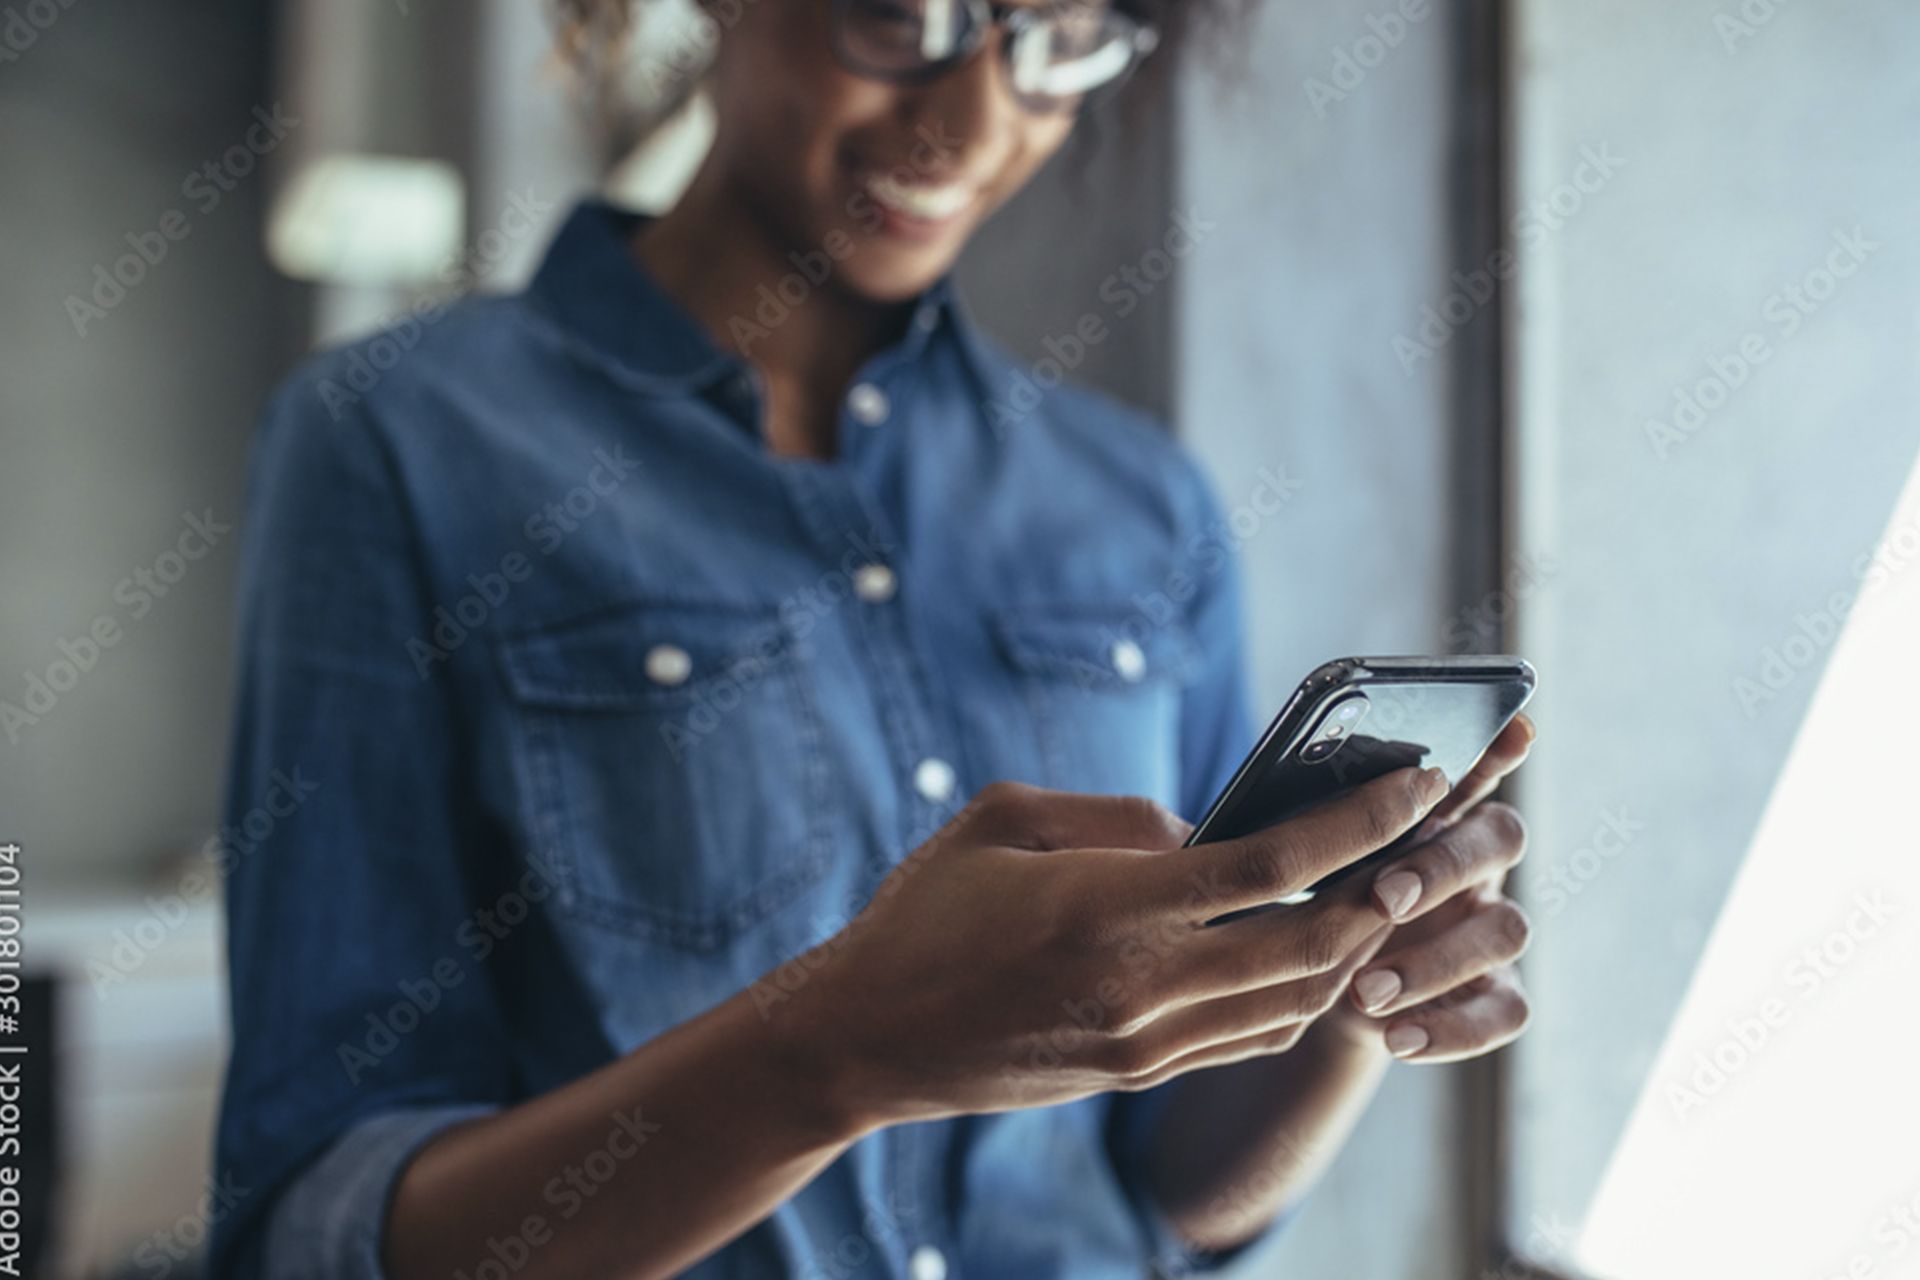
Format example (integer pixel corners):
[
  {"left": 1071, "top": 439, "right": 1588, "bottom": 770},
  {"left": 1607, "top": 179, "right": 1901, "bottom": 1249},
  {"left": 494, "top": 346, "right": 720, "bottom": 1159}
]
[{"left": 1322, "top": 715, "right": 1536, "bottom": 1063}]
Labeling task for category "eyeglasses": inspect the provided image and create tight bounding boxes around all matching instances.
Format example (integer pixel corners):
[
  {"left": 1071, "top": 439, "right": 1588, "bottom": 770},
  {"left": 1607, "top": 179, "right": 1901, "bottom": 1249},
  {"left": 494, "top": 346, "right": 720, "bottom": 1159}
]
[{"left": 829, "top": 0, "right": 1160, "bottom": 114}]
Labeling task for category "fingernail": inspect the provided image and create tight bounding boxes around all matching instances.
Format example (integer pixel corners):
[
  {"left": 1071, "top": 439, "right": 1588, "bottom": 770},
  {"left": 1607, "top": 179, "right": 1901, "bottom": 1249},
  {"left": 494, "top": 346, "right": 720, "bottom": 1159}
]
[
  {"left": 1385, "top": 1024, "right": 1429, "bottom": 1058},
  {"left": 1419, "top": 767, "right": 1450, "bottom": 805},
  {"left": 1374, "top": 869, "right": 1422, "bottom": 920},
  {"left": 1353, "top": 968, "right": 1402, "bottom": 1012}
]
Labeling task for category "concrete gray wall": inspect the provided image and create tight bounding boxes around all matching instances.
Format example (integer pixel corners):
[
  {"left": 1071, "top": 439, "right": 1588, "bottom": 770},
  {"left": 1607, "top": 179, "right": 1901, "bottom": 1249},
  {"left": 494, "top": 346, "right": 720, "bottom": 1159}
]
[
  {"left": 1170, "top": 4, "right": 1469, "bottom": 1278},
  {"left": 1504, "top": 0, "right": 1920, "bottom": 1272}
]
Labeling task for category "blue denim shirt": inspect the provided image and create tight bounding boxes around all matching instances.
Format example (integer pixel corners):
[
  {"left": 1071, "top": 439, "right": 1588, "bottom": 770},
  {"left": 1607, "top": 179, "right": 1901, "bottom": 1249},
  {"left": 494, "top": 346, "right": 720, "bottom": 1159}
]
[{"left": 211, "top": 200, "right": 1283, "bottom": 1279}]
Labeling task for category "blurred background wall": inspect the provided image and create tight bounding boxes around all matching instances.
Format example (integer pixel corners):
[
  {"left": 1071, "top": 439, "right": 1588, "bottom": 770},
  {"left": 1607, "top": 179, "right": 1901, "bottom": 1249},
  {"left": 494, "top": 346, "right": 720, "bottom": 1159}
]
[
  {"left": 6, "top": 1, "right": 1916, "bottom": 1278},
  {"left": 3, "top": 6, "right": 295, "bottom": 1271}
]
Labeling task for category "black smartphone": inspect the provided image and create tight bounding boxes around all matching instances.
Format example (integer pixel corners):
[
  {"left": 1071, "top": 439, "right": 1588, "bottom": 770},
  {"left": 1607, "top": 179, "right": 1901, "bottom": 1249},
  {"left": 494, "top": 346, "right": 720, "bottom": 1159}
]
[{"left": 1187, "top": 656, "right": 1537, "bottom": 901}]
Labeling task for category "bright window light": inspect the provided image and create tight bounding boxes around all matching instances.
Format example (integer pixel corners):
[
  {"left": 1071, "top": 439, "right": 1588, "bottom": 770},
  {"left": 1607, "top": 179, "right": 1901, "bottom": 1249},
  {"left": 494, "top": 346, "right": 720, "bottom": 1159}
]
[{"left": 1576, "top": 442, "right": 1920, "bottom": 1279}]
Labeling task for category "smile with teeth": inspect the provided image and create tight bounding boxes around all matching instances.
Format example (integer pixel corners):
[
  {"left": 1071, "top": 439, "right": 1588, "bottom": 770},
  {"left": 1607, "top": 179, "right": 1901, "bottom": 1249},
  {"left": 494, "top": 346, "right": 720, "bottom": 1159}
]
[{"left": 863, "top": 172, "right": 976, "bottom": 223}]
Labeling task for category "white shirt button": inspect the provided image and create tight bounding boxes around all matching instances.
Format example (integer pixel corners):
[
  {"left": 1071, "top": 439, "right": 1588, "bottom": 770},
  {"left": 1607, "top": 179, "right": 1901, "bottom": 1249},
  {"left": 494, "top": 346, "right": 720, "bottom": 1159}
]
[
  {"left": 908, "top": 1244, "right": 948, "bottom": 1280},
  {"left": 847, "top": 382, "right": 890, "bottom": 425},
  {"left": 913, "top": 304, "right": 939, "bottom": 333},
  {"left": 913, "top": 757, "right": 956, "bottom": 804},
  {"left": 643, "top": 643, "right": 692, "bottom": 687},
  {"left": 1110, "top": 637, "right": 1147, "bottom": 683},
  {"left": 852, "top": 563, "right": 897, "bottom": 603}
]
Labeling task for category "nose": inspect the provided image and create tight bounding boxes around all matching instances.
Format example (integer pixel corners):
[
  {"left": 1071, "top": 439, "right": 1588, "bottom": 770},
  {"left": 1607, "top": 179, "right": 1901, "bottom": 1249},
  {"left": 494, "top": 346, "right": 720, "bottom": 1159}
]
[{"left": 898, "top": 32, "right": 1021, "bottom": 175}]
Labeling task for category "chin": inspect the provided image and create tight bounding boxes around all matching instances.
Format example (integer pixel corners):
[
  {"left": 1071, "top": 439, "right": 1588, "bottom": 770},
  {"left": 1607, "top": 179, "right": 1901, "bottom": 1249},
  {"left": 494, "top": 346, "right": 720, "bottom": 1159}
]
[
  {"left": 828, "top": 238, "right": 961, "bottom": 303},
  {"left": 846, "top": 259, "right": 951, "bottom": 303}
]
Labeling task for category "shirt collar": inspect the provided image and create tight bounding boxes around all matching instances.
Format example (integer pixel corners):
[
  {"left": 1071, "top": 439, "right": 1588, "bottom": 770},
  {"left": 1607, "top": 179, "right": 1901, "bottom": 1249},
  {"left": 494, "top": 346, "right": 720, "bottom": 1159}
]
[{"left": 524, "top": 198, "right": 973, "bottom": 395}]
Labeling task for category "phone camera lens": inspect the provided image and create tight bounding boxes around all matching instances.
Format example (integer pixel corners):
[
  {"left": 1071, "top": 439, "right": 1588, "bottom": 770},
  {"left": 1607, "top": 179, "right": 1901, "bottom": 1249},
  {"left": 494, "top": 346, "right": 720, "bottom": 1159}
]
[{"left": 1303, "top": 694, "right": 1369, "bottom": 765}]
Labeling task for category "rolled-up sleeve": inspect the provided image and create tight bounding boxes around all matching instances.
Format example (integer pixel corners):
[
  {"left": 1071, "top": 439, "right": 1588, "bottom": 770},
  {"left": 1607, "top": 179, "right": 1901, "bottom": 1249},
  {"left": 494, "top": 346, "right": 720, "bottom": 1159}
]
[
  {"left": 1105, "top": 458, "right": 1295, "bottom": 1275},
  {"left": 256, "top": 1106, "right": 495, "bottom": 1278},
  {"left": 209, "top": 376, "right": 514, "bottom": 1279}
]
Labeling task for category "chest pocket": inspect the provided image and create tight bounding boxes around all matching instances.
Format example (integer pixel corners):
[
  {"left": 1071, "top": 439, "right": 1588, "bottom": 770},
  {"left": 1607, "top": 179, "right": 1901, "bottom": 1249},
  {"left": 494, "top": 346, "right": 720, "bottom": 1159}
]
[
  {"left": 990, "top": 603, "right": 1200, "bottom": 805},
  {"left": 495, "top": 600, "right": 834, "bottom": 953}
]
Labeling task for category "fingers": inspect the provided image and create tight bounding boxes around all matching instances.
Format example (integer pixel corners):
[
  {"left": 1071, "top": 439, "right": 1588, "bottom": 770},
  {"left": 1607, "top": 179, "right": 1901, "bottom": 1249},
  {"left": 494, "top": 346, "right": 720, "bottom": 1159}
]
[
  {"left": 1348, "top": 896, "right": 1531, "bottom": 1017},
  {"left": 1115, "top": 925, "right": 1395, "bottom": 1086},
  {"left": 965, "top": 781, "right": 1193, "bottom": 853},
  {"left": 1368, "top": 801, "right": 1528, "bottom": 923},
  {"left": 1149, "top": 766, "right": 1451, "bottom": 923},
  {"left": 1168, "top": 868, "right": 1395, "bottom": 997},
  {"left": 1115, "top": 1019, "right": 1317, "bottom": 1092},
  {"left": 1371, "top": 967, "right": 1531, "bottom": 1063},
  {"left": 1421, "top": 713, "right": 1534, "bottom": 833},
  {"left": 1116, "top": 967, "right": 1531, "bottom": 1089},
  {"left": 1134, "top": 919, "right": 1392, "bottom": 1053}
]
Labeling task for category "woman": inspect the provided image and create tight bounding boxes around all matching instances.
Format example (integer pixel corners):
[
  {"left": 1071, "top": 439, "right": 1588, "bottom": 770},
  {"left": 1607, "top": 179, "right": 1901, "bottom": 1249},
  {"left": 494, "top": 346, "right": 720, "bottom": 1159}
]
[{"left": 211, "top": 1, "right": 1535, "bottom": 1277}]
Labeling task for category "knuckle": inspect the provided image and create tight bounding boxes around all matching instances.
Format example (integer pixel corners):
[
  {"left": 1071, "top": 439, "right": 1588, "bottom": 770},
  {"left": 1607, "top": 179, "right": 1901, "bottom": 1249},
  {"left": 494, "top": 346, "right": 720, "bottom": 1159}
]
[
  {"left": 1496, "top": 982, "right": 1532, "bottom": 1035},
  {"left": 1360, "top": 787, "right": 1407, "bottom": 852},
  {"left": 1298, "top": 912, "right": 1351, "bottom": 974},
  {"left": 1349, "top": 770, "right": 1423, "bottom": 850},
  {"left": 1103, "top": 1034, "right": 1164, "bottom": 1079},
  {"left": 1396, "top": 766, "right": 1432, "bottom": 820},
  {"left": 1427, "top": 827, "right": 1473, "bottom": 886},
  {"left": 1039, "top": 881, "right": 1095, "bottom": 948},
  {"left": 1047, "top": 904, "right": 1133, "bottom": 978},
  {"left": 1491, "top": 901, "right": 1533, "bottom": 957},
  {"left": 1117, "top": 1056, "right": 1179, "bottom": 1092},
  {"left": 1116, "top": 794, "right": 1190, "bottom": 847},
  {"left": 973, "top": 779, "right": 1036, "bottom": 822},
  {"left": 1230, "top": 833, "right": 1290, "bottom": 898},
  {"left": 1481, "top": 802, "right": 1529, "bottom": 860},
  {"left": 974, "top": 778, "right": 1024, "bottom": 807}
]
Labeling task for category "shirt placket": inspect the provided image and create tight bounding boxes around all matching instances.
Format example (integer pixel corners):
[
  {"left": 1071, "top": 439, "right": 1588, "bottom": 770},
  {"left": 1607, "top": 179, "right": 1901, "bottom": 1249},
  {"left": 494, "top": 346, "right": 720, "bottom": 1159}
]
[{"left": 774, "top": 370, "right": 970, "bottom": 1279}]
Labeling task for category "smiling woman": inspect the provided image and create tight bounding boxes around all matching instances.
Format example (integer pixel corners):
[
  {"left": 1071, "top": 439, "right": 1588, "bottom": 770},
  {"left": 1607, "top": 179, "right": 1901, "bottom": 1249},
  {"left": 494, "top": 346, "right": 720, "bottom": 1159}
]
[
  {"left": 548, "top": 0, "right": 1207, "bottom": 458},
  {"left": 210, "top": 0, "right": 1523, "bottom": 1276}
]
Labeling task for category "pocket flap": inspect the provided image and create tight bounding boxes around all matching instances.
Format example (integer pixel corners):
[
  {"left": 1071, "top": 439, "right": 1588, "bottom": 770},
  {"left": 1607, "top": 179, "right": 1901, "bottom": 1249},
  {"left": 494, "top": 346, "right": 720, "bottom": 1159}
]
[
  {"left": 496, "top": 600, "right": 794, "bottom": 711},
  {"left": 990, "top": 603, "right": 1200, "bottom": 689}
]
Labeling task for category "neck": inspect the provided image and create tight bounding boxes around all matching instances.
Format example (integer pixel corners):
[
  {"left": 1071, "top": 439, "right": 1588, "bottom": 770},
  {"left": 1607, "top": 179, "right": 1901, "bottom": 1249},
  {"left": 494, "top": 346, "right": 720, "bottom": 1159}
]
[{"left": 632, "top": 158, "right": 917, "bottom": 457}]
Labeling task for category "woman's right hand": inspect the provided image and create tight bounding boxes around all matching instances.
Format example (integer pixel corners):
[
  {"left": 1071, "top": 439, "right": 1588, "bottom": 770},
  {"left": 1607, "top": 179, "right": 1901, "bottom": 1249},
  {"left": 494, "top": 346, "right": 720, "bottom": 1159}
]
[{"left": 781, "top": 766, "right": 1453, "bottom": 1133}]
